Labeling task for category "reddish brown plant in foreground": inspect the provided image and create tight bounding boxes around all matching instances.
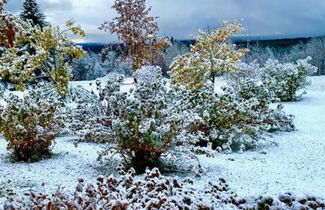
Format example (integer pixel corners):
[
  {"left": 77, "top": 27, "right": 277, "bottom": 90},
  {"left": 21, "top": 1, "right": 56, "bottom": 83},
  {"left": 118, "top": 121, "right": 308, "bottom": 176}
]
[{"left": 0, "top": 0, "right": 16, "bottom": 48}]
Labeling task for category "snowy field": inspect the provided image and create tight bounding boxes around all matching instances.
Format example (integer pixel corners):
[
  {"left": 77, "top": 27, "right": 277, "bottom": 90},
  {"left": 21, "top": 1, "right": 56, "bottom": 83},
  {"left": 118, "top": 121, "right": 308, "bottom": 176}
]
[
  {"left": 1, "top": 76, "right": 325, "bottom": 203},
  {"left": 201, "top": 89, "right": 325, "bottom": 198}
]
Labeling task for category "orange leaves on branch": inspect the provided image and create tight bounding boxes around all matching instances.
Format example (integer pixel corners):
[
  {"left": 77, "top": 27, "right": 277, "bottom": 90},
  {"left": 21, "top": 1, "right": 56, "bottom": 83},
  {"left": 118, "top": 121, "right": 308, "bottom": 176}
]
[
  {"left": 100, "top": 0, "right": 169, "bottom": 70},
  {"left": 0, "top": 0, "right": 16, "bottom": 48}
]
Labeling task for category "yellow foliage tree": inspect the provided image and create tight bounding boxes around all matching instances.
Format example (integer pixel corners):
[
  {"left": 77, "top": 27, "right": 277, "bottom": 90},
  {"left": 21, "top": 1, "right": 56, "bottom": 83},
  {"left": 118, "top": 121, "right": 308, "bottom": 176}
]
[
  {"left": 170, "top": 21, "right": 248, "bottom": 89},
  {"left": 0, "top": 18, "right": 85, "bottom": 97}
]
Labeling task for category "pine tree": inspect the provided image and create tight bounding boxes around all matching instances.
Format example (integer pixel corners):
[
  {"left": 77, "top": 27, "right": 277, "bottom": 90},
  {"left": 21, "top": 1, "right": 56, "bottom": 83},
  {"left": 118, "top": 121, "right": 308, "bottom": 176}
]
[{"left": 20, "top": 0, "right": 46, "bottom": 27}]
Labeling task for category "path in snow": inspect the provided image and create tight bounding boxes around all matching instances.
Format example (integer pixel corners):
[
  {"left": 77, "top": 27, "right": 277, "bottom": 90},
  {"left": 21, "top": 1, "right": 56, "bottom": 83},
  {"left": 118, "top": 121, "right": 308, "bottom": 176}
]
[{"left": 201, "top": 89, "right": 325, "bottom": 197}]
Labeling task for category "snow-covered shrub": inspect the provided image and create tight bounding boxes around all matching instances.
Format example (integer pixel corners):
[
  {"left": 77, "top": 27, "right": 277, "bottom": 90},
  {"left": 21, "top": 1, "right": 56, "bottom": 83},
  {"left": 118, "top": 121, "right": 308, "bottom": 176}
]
[
  {"left": 234, "top": 192, "right": 325, "bottom": 209},
  {"left": 5, "top": 167, "right": 325, "bottom": 209},
  {"left": 225, "top": 61, "right": 294, "bottom": 134},
  {"left": 234, "top": 78, "right": 294, "bottom": 132},
  {"left": 133, "top": 65, "right": 162, "bottom": 85},
  {"left": 61, "top": 76, "right": 130, "bottom": 142},
  {"left": 0, "top": 90, "right": 58, "bottom": 161},
  {"left": 267, "top": 104, "right": 295, "bottom": 132},
  {"left": 226, "top": 61, "right": 276, "bottom": 102},
  {"left": 262, "top": 57, "right": 317, "bottom": 101},
  {"left": 173, "top": 84, "right": 257, "bottom": 151},
  {"left": 62, "top": 97, "right": 112, "bottom": 143},
  {"left": 39, "top": 85, "right": 97, "bottom": 104},
  {"left": 23, "top": 84, "right": 100, "bottom": 138},
  {"left": 227, "top": 61, "right": 261, "bottom": 90},
  {"left": 3, "top": 167, "right": 237, "bottom": 209},
  {"left": 203, "top": 86, "right": 272, "bottom": 151},
  {"left": 176, "top": 82, "right": 294, "bottom": 152},
  {"left": 98, "top": 76, "right": 180, "bottom": 173}
]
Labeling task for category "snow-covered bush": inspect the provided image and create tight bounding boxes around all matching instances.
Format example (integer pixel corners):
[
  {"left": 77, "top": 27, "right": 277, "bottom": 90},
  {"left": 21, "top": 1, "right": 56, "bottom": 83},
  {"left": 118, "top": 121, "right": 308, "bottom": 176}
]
[
  {"left": 39, "top": 85, "right": 97, "bottom": 104},
  {"left": 5, "top": 166, "right": 325, "bottom": 209},
  {"left": 98, "top": 76, "right": 180, "bottom": 173},
  {"left": 0, "top": 90, "right": 58, "bottom": 161},
  {"left": 235, "top": 193, "right": 325, "bottom": 209},
  {"left": 226, "top": 61, "right": 276, "bottom": 102},
  {"left": 61, "top": 111, "right": 101, "bottom": 143},
  {"left": 133, "top": 65, "right": 162, "bottom": 85},
  {"left": 195, "top": 86, "right": 268, "bottom": 151},
  {"left": 37, "top": 85, "right": 104, "bottom": 138},
  {"left": 227, "top": 61, "right": 261, "bottom": 89},
  {"left": 62, "top": 97, "right": 111, "bottom": 143},
  {"left": 3, "top": 167, "right": 237, "bottom": 209},
  {"left": 176, "top": 81, "right": 294, "bottom": 152},
  {"left": 262, "top": 57, "right": 317, "bottom": 101}
]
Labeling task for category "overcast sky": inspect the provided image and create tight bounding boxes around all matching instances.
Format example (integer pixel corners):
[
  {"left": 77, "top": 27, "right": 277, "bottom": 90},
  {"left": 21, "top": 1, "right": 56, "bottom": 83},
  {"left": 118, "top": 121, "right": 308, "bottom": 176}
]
[{"left": 5, "top": 0, "right": 325, "bottom": 43}]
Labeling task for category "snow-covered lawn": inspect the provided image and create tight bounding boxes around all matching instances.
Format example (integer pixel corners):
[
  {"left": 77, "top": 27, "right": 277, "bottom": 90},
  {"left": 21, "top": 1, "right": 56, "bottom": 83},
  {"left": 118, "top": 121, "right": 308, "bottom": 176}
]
[
  {"left": 1, "top": 76, "right": 325, "bottom": 204},
  {"left": 200, "top": 89, "right": 325, "bottom": 198},
  {"left": 0, "top": 137, "right": 103, "bottom": 201}
]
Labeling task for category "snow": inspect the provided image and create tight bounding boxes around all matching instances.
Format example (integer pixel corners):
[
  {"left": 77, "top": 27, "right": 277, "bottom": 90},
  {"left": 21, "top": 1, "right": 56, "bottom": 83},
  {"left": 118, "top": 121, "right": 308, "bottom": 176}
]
[
  {"left": 0, "top": 136, "right": 103, "bottom": 203},
  {"left": 199, "top": 80, "right": 325, "bottom": 198},
  {"left": 1, "top": 76, "right": 325, "bottom": 205},
  {"left": 69, "top": 75, "right": 135, "bottom": 95}
]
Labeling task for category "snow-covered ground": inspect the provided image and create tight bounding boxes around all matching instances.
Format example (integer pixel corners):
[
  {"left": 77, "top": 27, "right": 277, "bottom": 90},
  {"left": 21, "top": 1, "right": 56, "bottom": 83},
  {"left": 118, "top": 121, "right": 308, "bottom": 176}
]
[
  {"left": 0, "top": 137, "right": 103, "bottom": 201},
  {"left": 1, "top": 76, "right": 325, "bottom": 204},
  {"left": 201, "top": 89, "right": 325, "bottom": 198},
  {"left": 69, "top": 75, "right": 135, "bottom": 94}
]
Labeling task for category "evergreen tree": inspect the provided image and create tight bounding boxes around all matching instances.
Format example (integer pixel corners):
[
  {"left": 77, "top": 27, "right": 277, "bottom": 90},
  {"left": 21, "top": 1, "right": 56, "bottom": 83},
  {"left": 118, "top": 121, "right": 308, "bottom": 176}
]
[{"left": 20, "top": 0, "right": 46, "bottom": 27}]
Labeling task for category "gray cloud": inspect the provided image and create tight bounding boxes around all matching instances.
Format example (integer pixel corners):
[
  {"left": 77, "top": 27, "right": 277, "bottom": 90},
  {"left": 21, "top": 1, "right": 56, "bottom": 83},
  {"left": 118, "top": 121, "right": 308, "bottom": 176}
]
[
  {"left": 40, "top": 0, "right": 73, "bottom": 11},
  {"left": 5, "top": 0, "right": 325, "bottom": 42}
]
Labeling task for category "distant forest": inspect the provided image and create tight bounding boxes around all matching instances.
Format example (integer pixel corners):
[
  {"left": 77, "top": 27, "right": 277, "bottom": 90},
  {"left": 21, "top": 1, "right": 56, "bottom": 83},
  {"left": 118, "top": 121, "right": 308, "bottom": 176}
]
[{"left": 79, "top": 35, "right": 325, "bottom": 75}]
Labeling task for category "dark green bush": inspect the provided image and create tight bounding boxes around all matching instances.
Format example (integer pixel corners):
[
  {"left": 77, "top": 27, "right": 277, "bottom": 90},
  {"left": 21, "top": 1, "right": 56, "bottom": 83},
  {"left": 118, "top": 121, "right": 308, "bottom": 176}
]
[
  {"left": 262, "top": 57, "right": 317, "bottom": 101},
  {"left": 0, "top": 90, "right": 58, "bottom": 162},
  {"left": 98, "top": 75, "right": 180, "bottom": 173}
]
